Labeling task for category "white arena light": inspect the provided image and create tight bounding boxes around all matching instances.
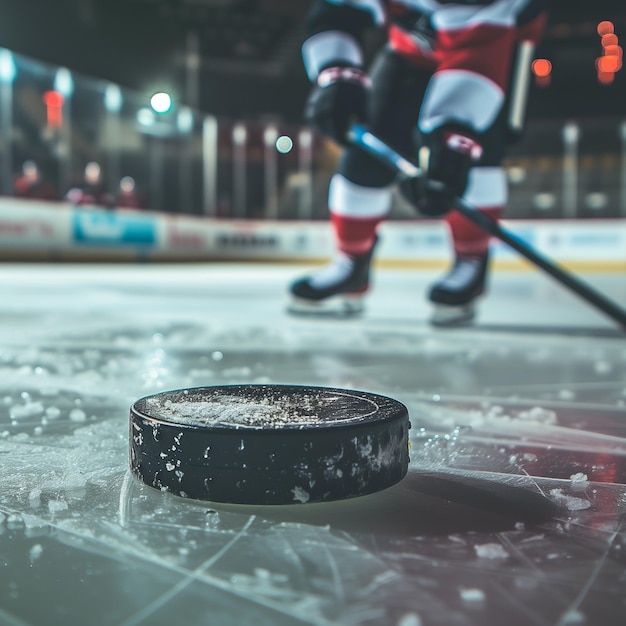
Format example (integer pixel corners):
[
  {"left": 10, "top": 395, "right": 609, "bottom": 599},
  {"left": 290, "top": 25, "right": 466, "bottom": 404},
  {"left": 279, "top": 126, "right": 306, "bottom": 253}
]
[
  {"left": 0, "top": 49, "right": 16, "bottom": 83},
  {"left": 137, "top": 107, "right": 156, "bottom": 127},
  {"left": 177, "top": 107, "right": 194, "bottom": 133},
  {"left": 585, "top": 192, "right": 608, "bottom": 210},
  {"left": 54, "top": 68, "right": 74, "bottom": 97},
  {"left": 533, "top": 192, "right": 556, "bottom": 211},
  {"left": 276, "top": 135, "right": 293, "bottom": 154},
  {"left": 507, "top": 166, "right": 526, "bottom": 184},
  {"left": 104, "top": 84, "right": 123, "bottom": 113},
  {"left": 150, "top": 92, "right": 172, "bottom": 114}
]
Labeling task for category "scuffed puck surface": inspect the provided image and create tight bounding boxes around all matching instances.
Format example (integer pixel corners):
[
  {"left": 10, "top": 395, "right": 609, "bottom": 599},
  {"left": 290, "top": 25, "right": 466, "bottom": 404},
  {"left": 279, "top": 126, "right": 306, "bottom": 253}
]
[{"left": 130, "top": 384, "right": 410, "bottom": 504}]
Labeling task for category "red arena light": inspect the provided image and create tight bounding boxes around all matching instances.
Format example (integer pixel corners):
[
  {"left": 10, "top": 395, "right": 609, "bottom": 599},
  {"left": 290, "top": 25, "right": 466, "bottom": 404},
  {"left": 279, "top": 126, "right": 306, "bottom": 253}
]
[
  {"left": 42, "top": 90, "right": 65, "bottom": 128},
  {"left": 598, "top": 71, "right": 615, "bottom": 85},
  {"left": 597, "top": 21, "right": 614, "bottom": 37},
  {"left": 597, "top": 55, "right": 621, "bottom": 73},
  {"left": 531, "top": 58, "right": 552, "bottom": 77},
  {"left": 601, "top": 33, "right": 619, "bottom": 47},
  {"left": 604, "top": 44, "right": 623, "bottom": 59}
]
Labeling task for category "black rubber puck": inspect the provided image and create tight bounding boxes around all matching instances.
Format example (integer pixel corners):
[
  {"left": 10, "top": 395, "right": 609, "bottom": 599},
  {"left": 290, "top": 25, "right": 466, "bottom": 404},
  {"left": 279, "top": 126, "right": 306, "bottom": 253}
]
[{"left": 129, "top": 384, "right": 410, "bottom": 505}]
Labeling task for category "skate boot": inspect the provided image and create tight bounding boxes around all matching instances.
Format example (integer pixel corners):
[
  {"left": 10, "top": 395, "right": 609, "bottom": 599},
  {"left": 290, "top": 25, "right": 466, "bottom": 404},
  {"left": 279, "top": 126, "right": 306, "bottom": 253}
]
[
  {"left": 429, "top": 253, "right": 489, "bottom": 326},
  {"left": 288, "top": 242, "right": 376, "bottom": 316}
]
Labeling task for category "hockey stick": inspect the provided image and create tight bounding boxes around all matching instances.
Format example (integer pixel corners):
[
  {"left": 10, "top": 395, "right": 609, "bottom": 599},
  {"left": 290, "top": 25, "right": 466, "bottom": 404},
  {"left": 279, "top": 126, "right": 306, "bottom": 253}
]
[{"left": 348, "top": 124, "right": 626, "bottom": 330}]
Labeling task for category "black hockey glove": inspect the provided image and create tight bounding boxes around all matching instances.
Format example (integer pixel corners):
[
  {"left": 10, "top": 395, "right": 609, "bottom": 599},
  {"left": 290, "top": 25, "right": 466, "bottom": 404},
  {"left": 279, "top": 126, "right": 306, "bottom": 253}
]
[
  {"left": 401, "top": 127, "right": 483, "bottom": 216},
  {"left": 305, "top": 66, "right": 371, "bottom": 146}
]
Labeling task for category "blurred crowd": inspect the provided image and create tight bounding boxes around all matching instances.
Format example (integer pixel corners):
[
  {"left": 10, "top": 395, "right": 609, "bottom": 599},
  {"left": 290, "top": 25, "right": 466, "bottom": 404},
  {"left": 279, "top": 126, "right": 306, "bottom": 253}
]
[{"left": 12, "top": 160, "right": 147, "bottom": 210}]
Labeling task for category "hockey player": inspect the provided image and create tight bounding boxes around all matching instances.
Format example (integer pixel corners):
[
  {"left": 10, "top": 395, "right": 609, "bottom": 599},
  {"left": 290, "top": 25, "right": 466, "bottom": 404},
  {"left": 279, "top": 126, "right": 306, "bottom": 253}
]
[{"left": 289, "top": 0, "right": 548, "bottom": 324}]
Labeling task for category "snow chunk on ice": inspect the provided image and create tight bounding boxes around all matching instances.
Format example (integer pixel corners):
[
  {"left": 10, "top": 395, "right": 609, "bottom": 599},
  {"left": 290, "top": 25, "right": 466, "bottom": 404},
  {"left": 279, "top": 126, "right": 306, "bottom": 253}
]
[
  {"left": 460, "top": 588, "right": 486, "bottom": 604},
  {"left": 291, "top": 486, "right": 310, "bottom": 504},
  {"left": 45, "top": 406, "right": 61, "bottom": 420},
  {"left": 560, "top": 609, "right": 586, "bottom": 624},
  {"left": 474, "top": 543, "right": 509, "bottom": 559},
  {"left": 569, "top": 473, "right": 589, "bottom": 492},
  {"left": 549, "top": 489, "right": 592, "bottom": 511},
  {"left": 48, "top": 500, "right": 68, "bottom": 514},
  {"left": 28, "top": 489, "right": 42, "bottom": 509},
  {"left": 21, "top": 514, "right": 47, "bottom": 530},
  {"left": 69, "top": 408, "right": 87, "bottom": 422},
  {"left": 570, "top": 472, "right": 588, "bottom": 483},
  {"left": 29, "top": 544, "right": 43, "bottom": 561},
  {"left": 594, "top": 361, "right": 612, "bottom": 375},
  {"left": 397, "top": 614, "right": 422, "bottom": 626}
]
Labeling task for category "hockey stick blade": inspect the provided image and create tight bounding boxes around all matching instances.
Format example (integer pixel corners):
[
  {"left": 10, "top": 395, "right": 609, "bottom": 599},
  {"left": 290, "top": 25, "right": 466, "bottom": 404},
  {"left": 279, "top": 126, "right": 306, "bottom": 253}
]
[{"left": 348, "top": 124, "right": 626, "bottom": 331}]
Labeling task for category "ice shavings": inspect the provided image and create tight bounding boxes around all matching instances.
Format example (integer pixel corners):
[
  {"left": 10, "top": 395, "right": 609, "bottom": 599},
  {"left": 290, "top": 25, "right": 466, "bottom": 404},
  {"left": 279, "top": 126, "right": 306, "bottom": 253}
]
[
  {"left": 143, "top": 389, "right": 379, "bottom": 429},
  {"left": 516, "top": 407, "right": 558, "bottom": 425},
  {"left": 409, "top": 400, "right": 626, "bottom": 458},
  {"left": 228, "top": 568, "right": 291, "bottom": 599},
  {"left": 150, "top": 396, "right": 307, "bottom": 428},
  {"left": 9, "top": 401, "right": 45, "bottom": 421},
  {"left": 411, "top": 402, "right": 561, "bottom": 435},
  {"left": 549, "top": 489, "right": 592, "bottom": 511},
  {"left": 0, "top": 418, "right": 127, "bottom": 520}
]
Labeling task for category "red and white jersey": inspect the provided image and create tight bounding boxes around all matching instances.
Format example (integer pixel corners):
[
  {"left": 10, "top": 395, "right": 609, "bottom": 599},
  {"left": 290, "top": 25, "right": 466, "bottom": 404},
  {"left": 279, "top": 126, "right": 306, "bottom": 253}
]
[{"left": 302, "top": 0, "right": 547, "bottom": 134}]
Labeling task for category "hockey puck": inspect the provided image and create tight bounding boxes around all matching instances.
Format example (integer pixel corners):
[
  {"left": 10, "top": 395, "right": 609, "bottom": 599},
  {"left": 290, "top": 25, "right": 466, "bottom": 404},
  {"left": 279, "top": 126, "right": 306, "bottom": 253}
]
[{"left": 129, "top": 384, "right": 410, "bottom": 505}]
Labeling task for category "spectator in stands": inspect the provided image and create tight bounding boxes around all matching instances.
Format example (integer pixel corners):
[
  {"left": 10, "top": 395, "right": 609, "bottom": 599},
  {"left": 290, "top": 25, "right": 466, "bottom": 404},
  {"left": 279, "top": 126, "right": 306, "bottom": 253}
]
[
  {"left": 66, "top": 161, "right": 115, "bottom": 209},
  {"left": 13, "top": 160, "right": 58, "bottom": 201},
  {"left": 116, "top": 176, "right": 146, "bottom": 210}
]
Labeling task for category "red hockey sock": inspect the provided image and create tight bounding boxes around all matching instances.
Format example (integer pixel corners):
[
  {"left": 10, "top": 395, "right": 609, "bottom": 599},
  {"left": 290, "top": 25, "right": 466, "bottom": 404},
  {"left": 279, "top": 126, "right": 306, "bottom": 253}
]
[
  {"left": 445, "top": 205, "right": 504, "bottom": 257},
  {"left": 330, "top": 212, "right": 381, "bottom": 256}
]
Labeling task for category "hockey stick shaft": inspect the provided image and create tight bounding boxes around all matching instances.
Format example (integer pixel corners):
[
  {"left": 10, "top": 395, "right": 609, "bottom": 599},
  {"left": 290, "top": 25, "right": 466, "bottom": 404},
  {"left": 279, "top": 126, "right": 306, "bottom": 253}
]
[{"left": 348, "top": 124, "right": 626, "bottom": 330}]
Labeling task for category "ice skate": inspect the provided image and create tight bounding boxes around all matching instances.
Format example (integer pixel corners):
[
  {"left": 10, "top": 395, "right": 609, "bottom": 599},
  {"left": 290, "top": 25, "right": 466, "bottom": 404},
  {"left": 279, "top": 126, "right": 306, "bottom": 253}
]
[
  {"left": 429, "top": 253, "right": 489, "bottom": 327},
  {"left": 288, "top": 243, "right": 376, "bottom": 316}
]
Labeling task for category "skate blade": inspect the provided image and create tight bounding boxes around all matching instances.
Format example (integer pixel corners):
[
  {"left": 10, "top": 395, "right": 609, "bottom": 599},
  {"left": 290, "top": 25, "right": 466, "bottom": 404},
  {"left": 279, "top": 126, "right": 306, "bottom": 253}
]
[
  {"left": 430, "top": 302, "right": 476, "bottom": 327},
  {"left": 287, "top": 294, "right": 365, "bottom": 317}
]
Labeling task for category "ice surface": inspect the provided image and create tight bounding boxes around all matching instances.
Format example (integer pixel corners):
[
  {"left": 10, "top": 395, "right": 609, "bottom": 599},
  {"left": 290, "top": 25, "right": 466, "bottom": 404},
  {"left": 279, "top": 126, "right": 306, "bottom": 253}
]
[{"left": 0, "top": 263, "right": 625, "bottom": 626}]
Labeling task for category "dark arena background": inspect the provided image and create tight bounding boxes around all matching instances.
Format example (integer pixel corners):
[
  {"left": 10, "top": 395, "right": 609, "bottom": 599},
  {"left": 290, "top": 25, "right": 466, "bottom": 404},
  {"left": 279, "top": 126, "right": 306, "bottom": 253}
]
[{"left": 0, "top": 2, "right": 625, "bottom": 625}]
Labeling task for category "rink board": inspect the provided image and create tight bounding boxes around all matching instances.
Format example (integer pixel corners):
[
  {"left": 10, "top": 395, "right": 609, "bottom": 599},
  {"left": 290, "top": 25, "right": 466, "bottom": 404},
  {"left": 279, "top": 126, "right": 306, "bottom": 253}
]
[{"left": 0, "top": 197, "right": 625, "bottom": 270}]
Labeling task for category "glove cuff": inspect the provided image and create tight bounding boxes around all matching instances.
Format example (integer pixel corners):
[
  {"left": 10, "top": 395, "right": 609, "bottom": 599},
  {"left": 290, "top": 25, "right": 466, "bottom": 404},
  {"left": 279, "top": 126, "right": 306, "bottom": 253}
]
[
  {"left": 302, "top": 30, "right": 364, "bottom": 82},
  {"left": 317, "top": 66, "right": 372, "bottom": 89}
]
